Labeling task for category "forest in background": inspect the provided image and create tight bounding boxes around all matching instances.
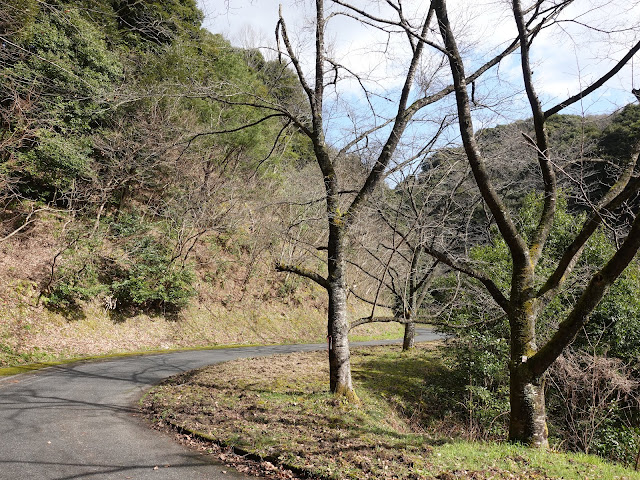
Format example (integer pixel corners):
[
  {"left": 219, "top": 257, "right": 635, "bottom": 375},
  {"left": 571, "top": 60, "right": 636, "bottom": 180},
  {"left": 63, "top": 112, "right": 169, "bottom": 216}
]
[{"left": 2, "top": 0, "right": 640, "bottom": 467}]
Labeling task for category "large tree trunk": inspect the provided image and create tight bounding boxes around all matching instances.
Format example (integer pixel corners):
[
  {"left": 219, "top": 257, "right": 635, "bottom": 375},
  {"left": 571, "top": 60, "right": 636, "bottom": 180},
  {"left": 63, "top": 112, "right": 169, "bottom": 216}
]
[
  {"left": 509, "top": 368, "right": 548, "bottom": 447},
  {"left": 508, "top": 299, "right": 549, "bottom": 447},
  {"left": 328, "top": 282, "right": 357, "bottom": 400},
  {"left": 402, "top": 322, "right": 415, "bottom": 351},
  {"left": 327, "top": 219, "right": 358, "bottom": 401}
]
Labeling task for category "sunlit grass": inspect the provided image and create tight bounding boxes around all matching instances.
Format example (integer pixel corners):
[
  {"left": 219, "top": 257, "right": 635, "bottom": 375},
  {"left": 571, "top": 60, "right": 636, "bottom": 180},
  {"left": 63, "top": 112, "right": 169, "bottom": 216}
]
[{"left": 143, "top": 344, "right": 640, "bottom": 480}]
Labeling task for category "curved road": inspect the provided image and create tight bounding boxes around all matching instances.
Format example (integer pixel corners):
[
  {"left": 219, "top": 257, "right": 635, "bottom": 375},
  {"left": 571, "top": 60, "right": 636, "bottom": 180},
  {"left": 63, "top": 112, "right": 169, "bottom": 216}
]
[{"left": 0, "top": 329, "right": 441, "bottom": 480}]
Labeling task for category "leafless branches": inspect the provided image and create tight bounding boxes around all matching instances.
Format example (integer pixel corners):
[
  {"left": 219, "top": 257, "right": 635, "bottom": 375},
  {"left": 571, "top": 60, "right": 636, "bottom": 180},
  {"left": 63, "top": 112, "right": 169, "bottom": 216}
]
[{"left": 549, "top": 348, "right": 639, "bottom": 454}]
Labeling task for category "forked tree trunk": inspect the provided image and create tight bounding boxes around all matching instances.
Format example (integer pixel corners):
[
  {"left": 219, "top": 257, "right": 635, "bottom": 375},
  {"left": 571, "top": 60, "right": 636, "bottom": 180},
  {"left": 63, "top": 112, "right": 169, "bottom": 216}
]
[{"left": 402, "top": 322, "right": 415, "bottom": 351}]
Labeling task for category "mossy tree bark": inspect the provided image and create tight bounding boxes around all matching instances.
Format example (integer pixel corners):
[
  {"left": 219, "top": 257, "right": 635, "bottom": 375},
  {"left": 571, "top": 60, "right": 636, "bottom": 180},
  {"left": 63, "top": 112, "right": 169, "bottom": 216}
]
[
  {"left": 327, "top": 217, "right": 356, "bottom": 398},
  {"left": 402, "top": 322, "right": 416, "bottom": 351},
  {"left": 509, "top": 366, "right": 548, "bottom": 447},
  {"left": 508, "top": 298, "right": 548, "bottom": 446},
  {"left": 433, "top": 0, "right": 640, "bottom": 446}
]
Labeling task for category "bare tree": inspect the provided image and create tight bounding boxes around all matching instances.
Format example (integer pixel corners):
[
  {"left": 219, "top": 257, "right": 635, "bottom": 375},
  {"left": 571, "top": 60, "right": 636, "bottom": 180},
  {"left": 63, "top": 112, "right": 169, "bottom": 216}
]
[
  {"left": 348, "top": 152, "right": 476, "bottom": 350},
  {"left": 429, "top": 0, "right": 640, "bottom": 446},
  {"left": 246, "top": 0, "right": 529, "bottom": 400}
]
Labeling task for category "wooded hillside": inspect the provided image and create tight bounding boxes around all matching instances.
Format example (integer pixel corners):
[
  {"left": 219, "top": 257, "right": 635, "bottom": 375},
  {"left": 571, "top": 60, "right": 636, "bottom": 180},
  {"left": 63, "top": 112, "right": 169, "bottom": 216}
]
[{"left": 0, "top": 0, "right": 398, "bottom": 363}]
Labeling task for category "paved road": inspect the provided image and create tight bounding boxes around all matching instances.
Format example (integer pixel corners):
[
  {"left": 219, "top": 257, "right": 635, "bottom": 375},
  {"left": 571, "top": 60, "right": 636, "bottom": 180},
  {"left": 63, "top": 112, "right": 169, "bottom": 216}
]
[{"left": 0, "top": 329, "right": 441, "bottom": 480}]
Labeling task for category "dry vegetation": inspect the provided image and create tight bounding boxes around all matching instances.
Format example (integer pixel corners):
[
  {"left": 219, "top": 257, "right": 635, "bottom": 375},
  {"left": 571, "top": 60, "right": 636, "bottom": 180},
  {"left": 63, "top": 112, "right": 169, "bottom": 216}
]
[
  {"left": 0, "top": 216, "right": 400, "bottom": 366},
  {"left": 142, "top": 344, "right": 640, "bottom": 480}
]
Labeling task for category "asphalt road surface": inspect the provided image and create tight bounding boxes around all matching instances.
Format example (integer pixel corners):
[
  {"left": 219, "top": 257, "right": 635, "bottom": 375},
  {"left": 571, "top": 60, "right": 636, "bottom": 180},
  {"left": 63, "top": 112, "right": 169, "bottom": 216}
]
[{"left": 0, "top": 329, "right": 442, "bottom": 480}]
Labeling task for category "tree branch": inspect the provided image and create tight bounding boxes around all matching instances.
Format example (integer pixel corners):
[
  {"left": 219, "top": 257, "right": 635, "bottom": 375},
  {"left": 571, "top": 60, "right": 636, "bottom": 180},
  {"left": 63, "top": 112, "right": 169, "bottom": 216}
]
[
  {"left": 176, "top": 113, "right": 287, "bottom": 161},
  {"left": 345, "top": 5, "right": 434, "bottom": 224},
  {"left": 422, "top": 244, "right": 510, "bottom": 314},
  {"left": 537, "top": 143, "right": 640, "bottom": 299},
  {"left": 350, "top": 315, "right": 433, "bottom": 330},
  {"left": 434, "top": 0, "right": 529, "bottom": 267},
  {"left": 544, "top": 40, "right": 640, "bottom": 118},
  {"left": 531, "top": 211, "right": 640, "bottom": 377},
  {"left": 512, "top": 0, "right": 557, "bottom": 267},
  {"left": 275, "top": 261, "right": 330, "bottom": 290},
  {"left": 347, "top": 287, "right": 394, "bottom": 309},
  {"left": 276, "top": 7, "right": 314, "bottom": 105}
]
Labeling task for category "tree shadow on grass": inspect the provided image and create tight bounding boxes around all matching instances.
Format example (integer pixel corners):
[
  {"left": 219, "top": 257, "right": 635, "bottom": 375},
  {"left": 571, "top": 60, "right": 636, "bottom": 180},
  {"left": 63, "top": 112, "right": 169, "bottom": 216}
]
[
  {"left": 352, "top": 346, "right": 467, "bottom": 437},
  {"left": 106, "top": 303, "right": 182, "bottom": 324},
  {"left": 45, "top": 302, "right": 87, "bottom": 322}
]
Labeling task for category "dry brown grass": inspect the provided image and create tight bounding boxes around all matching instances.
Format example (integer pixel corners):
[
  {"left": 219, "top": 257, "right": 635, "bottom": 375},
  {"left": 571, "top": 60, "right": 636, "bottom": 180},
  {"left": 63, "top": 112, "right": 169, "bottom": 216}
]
[
  {"left": 142, "top": 346, "right": 640, "bottom": 480},
  {"left": 143, "top": 348, "right": 434, "bottom": 479},
  {"left": 0, "top": 215, "right": 401, "bottom": 366}
]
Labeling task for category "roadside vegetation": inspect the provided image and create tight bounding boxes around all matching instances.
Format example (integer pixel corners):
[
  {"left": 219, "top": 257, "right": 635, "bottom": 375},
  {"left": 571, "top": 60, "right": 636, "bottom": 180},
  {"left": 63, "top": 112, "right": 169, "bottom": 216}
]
[
  {"left": 3, "top": 0, "right": 640, "bottom": 475},
  {"left": 143, "top": 343, "right": 640, "bottom": 480}
]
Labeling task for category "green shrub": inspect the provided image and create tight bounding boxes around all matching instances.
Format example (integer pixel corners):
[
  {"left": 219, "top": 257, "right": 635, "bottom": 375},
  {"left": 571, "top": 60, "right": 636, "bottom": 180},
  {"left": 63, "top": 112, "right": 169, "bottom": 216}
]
[
  {"left": 110, "top": 236, "right": 195, "bottom": 312},
  {"left": 43, "top": 219, "right": 195, "bottom": 315},
  {"left": 593, "top": 426, "right": 640, "bottom": 466}
]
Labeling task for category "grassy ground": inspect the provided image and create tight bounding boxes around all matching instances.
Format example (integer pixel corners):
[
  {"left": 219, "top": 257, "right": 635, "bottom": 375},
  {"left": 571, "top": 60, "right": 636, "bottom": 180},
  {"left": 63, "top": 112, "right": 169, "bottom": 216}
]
[
  {"left": 0, "top": 275, "right": 400, "bottom": 368},
  {"left": 0, "top": 222, "right": 400, "bottom": 368},
  {"left": 142, "top": 344, "right": 640, "bottom": 480}
]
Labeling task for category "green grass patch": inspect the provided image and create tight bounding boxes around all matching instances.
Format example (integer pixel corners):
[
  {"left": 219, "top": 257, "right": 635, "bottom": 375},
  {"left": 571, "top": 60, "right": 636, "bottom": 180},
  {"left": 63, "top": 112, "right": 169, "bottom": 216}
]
[
  {"left": 142, "top": 344, "right": 640, "bottom": 479},
  {"left": 428, "top": 441, "right": 640, "bottom": 479},
  {"left": 0, "top": 343, "right": 262, "bottom": 377}
]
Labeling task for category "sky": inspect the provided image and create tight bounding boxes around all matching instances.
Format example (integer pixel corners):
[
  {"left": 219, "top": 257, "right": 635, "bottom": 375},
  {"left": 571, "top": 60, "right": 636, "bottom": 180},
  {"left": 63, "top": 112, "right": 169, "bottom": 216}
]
[
  {"left": 198, "top": 0, "right": 640, "bottom": 115},
  {"left": 196, "top": 0, "right": 640, "bottom": 163}
]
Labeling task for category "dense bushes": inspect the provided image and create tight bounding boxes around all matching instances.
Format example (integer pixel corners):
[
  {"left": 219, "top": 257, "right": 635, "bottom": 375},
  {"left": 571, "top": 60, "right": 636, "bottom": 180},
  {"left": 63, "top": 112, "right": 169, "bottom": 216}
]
[{"left": 43, "top": 214, "right": 196, "bottom": 314}]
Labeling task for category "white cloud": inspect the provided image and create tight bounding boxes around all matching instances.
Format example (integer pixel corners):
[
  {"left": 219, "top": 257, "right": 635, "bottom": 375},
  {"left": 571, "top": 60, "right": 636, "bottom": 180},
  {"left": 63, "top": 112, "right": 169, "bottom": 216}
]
[{"left": 198, "top": 0, "right": 640, "bottom": 116}]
